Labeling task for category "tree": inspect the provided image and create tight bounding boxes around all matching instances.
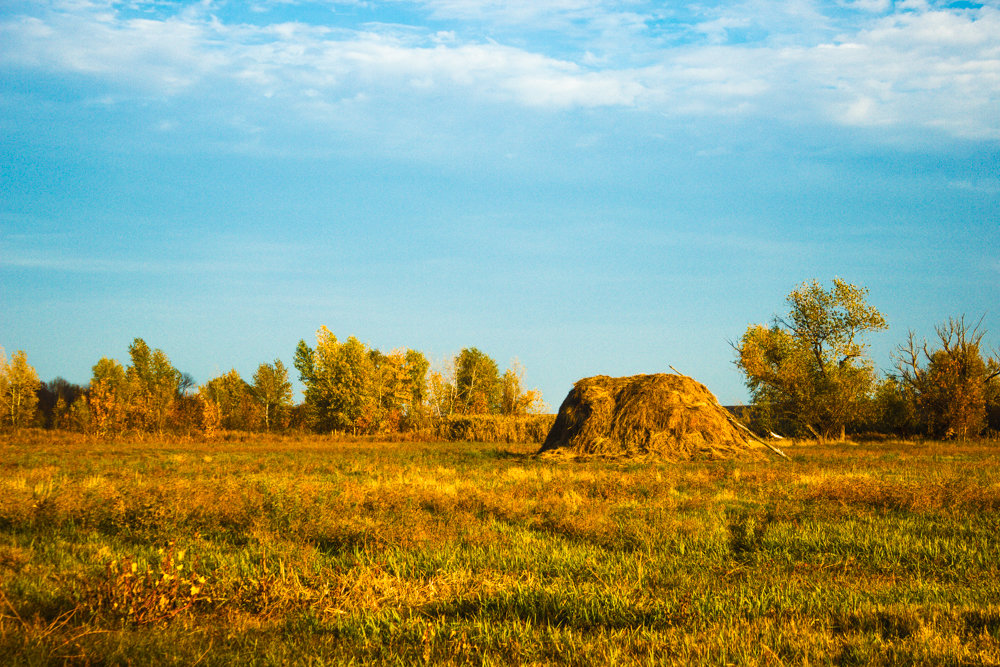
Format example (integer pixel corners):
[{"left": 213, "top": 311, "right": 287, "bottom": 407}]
[
  {"left": 403, "top": 349, "right": 431, "bottom": 428},
  {"left": 36, "top": 377, "right": 87, "bottom": 429},
  {"left": 124, "top": 338, "right": 181, "bottom": 432},
  {"left": 369, "top": 348, "right": 410, "bottom": 432},
  {"left": 195, "top": 386, "right": 222, "bottom": 437},
  {"left": 89, "top": 357, "right": 128, "bottom": 436},
  {"left": 499, "top": 359, "right": 547, "bottom": 416},
  {"left": 870, "top": 376, "right": 918, "bottom": 436},
  {"left": 453, "top": 347, "right": 501, "bottom": 415},
  {"left": 428, "top": 362, "right": 457, "bottom": 419},
  {"left": 295, "top": 327, "right": 376, "bottom": 433},
  {"left": 734, "top": 279, "right": 888, "bottom": 440},
  {"left": 893, "top": 316, "right": 1000, "bottom": 439},
  {"left": 252, "top": 360, "right": 293, "bottom": 431},
  {"left": 202, "top": 369, "right": 259, "bottom": 431},
  {"left": 295, "top": 328, "right": 432, "bottom": 434},
  {"left": 0, "top": 349, "right": 41, "bottom": 430},
  {"left": 86, "top": 339, "right": 183, "bottom": 435}
]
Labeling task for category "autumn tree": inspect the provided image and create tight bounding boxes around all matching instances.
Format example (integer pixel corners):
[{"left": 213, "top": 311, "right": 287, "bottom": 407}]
[
  {"left": 428, "top": 361, "right": 457, "bottom": 419},
  {"left": 454, "top": 347, "right": 501, "bottom": 415},
  {"left": 295, "top": 328, "right": 376, "bottom": 433},
  {"left": 893, "top": 316, "right": 1000, "bottom": 439},
  {"left": 89, "top": 357, "right": 128, "bottom": 436},
  {"left": 37, "top": 377, "right": 86, "bottom": 429},
  {"left": 202, "top": 369, "right": 259, "bottom": 431},
  {"left": 735, "top": 279, "right": 887, "bottom": 440},
  {"left": 124, "top": 338, "right": 181, "bottom": 432},
  {"left": 86, "top": 339, "right": 183, "bottom": 435},
  {"left": 429, "top": 352, "right": 543, "bottom": 418},
  {"left": 252, "top": 359, "right": 293, "bottom": 431},
  {"left": 368, "top": 348, "right": 411, "bottom": 432},
  {"left": 403, "top": 349, "right": 431, "bottom": 428},
  {"left": 195, "top": 387, "right": 222, "bottom": 437},
  {"left": 499, "top": 359, "right": 547, "bottom": 416},
  {"left": 0, "top": 348, "right": 41, "bottom": 430},
  {"left": 295, "top": 328, "right": 431, "bottom": 434}
]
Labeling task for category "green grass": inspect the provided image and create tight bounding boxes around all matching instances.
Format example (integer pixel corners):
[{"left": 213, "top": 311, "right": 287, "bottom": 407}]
[{"left": 1, "top": 431, "right": 999, "bottom": 665}]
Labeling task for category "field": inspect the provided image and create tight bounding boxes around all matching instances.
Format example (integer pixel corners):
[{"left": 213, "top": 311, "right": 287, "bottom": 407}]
[{"left": 1, "top": 432, "right": 999, "bottom": 665}]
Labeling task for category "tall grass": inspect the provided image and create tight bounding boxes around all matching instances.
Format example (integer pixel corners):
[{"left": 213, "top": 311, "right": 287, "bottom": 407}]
[
  {"left": 435, "top": 414, "right": 556, "bottom": 444},
  {"left": 0, "top": 431, "right": 998, "bottom": 664}
]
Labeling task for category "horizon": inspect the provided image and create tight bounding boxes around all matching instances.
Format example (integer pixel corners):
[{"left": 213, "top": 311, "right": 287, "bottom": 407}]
[{"left": 2, "top": 0, "right": 998, "bottom": 407}]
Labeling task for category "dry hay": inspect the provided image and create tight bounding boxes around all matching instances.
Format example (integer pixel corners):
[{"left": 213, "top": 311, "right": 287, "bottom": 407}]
[{"left": 538, "top": 373, "right": 768, "bottom": 461}]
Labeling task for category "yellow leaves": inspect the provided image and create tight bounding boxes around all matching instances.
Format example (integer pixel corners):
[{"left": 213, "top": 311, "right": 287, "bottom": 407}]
[
  {"left": 189, "top": 576, "right": 206, "bottom": 596},
  {"left": 0, "top": 348, "right": 41, "bottom": 429},
  {"left": 737, "top": 279, "right": 886, "bottom": 437},
  {"left": 195, "top": 389, "right": 221, "bottom": 438},
  {"left": 92, "top": 546, "right": 210, "bottom": 626}
]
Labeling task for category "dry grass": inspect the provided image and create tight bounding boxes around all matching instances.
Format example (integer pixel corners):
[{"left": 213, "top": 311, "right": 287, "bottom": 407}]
[
  {"left": 436, "top": 414, "right": 556, "bottom": 444},
  {"left": 0, "top": 431, "right": 998, "bottom": 664},
  {"left": 540, "top": 373, "right": 766, "bottom": 460}
]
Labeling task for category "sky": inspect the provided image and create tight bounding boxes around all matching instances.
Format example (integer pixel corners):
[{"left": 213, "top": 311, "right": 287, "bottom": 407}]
[{"left": 1, "top": 0, "right": 998, "bottom": 407}]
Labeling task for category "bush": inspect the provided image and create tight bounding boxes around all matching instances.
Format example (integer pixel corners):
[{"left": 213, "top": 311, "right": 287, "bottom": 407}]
[{"left": 435, "top": 414, "right": 555, "bottom": 444}]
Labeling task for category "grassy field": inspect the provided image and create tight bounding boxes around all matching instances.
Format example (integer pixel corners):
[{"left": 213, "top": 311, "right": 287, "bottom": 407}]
[{"left": 1, "top": 431, "right": 999, "bottom": 665}]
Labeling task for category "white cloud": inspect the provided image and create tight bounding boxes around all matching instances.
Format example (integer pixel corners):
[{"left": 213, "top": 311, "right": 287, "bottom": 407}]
[
  {"left": 1, "top": 1, "right": 998, "bottom": 139},
  {"left": 809, "top": 8, "right": 1000, "bottom": 136},
  {"left": 414, "top": 0, "right": 610, "bottom": 24},
  {"left": 837, "top": 0, "right": 892, "bottom": 12}
]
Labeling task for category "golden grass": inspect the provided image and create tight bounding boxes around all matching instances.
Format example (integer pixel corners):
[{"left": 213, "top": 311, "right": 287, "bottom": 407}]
[{"left": 0, "top": 431, "right": 998, "bottom": 664}]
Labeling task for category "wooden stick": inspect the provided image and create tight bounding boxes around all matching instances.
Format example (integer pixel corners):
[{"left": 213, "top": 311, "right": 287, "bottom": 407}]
[{"left": 669, "top": 366, "right": 789, "bottom": 460}]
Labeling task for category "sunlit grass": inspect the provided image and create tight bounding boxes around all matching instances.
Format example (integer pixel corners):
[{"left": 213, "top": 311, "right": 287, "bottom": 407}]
[{"left": 1, "top": 431, "right": 998, "bottom": 664}]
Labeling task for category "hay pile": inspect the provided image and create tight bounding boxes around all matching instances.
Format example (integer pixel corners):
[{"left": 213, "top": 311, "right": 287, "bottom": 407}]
[{"left": 538, "top": 373, "right": 767, "bottom": 460}]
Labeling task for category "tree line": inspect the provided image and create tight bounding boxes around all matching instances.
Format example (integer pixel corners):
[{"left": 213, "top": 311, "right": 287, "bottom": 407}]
[
  {"left": 3, "top": 284, "right": 998, "bottom": 440},
  {"left": 0, "top": 328, "right": 545, "bottom": 437},
  {"left": 734, "top": 279, "right": 1000, "bottom": 440}
]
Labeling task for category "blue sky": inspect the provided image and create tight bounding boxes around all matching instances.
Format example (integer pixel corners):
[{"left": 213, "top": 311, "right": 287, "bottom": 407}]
[{"left": 2, "top": 0, "right": 998, "bottom": 406}]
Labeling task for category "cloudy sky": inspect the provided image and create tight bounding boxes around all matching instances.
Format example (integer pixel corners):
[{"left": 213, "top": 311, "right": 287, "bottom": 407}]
[{"left": 2, "top": 0, "right": 998, "bottom": 406}]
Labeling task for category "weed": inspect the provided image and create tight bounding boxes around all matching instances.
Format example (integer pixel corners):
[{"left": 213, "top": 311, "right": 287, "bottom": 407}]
[
  {"left": 726, "top": 506, "right": 773, "bottom": 557},
  {"left": 87, "top": 543, "right": 209, "bottom": 626}
]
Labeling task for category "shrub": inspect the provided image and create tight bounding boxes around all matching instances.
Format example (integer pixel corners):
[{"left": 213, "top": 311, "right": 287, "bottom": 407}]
[{"left": 435, "top": 414, "right": 555, "bottom": 444}]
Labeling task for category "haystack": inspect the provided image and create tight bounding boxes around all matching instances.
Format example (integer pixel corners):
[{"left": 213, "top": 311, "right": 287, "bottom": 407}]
[{"left": 539, "top": 373, "right": 770, "bottom": 460}]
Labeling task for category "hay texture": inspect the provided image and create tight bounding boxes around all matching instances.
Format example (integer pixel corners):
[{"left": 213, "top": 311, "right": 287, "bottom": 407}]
[{"left": 539, "top": 373, "right": 766, "bottom": 460}]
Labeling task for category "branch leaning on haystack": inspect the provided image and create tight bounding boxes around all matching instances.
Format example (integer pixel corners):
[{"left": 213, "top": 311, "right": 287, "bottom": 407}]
[{"left": 668, "top": 366, "right": 789, "bottom": 461}]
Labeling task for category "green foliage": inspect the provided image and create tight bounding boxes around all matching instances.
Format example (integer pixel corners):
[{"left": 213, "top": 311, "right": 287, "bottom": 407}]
[
  {"left": 294, "top": 327, "right": 429, "bottom": 434},
  {"left": 454, "top": 347, "right": 501, "bottom": 414},
  {"left": 735, "top": 279, "right": 887, "bottom": 439},
  {"left": 294, "top": 328, "right": 369, "bottom": 432},
  {"left": 85, "top": 339, "right": 183, "bottom": 435},
  {"left": 253, "top": 359, "right": 293, "bottom": 432},
  {"left": 435, "top": 350, "right": 544, "bottom": 418},
  {"left": 869, "top": 376, "right": 919, "bottom": 436},
  {"left": 202, "top": 369, "right": 259, "bottom": 431},
  {"left": 124, "top": 339, "right": 181, "bottom": 432},
  {"left": 404, "top": 349, "right": 430, "bottom": 425},
  {"left": 91, "top": 357, "right": 126, "bottom": 388}
]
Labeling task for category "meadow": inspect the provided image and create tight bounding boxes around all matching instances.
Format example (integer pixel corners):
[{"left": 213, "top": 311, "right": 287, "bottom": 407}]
[{"left": 1, "top": 431, "right": 999, "bottom": 665}]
